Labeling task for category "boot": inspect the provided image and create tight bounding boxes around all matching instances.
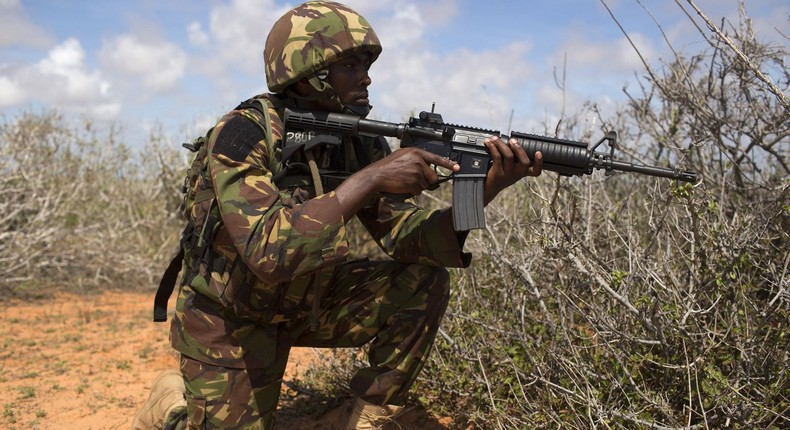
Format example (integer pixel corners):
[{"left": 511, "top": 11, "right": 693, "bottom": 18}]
[
  {"left": 131, "top": 369, "right": 187, "bottom": 430},
  {"left": 345, "top": 398, "right": 405, "bottom": 430}
]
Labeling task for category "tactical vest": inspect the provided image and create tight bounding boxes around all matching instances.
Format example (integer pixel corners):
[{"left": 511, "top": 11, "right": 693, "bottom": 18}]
[{"left": 153, "top": 95, "right": 378, "bottom": 322}]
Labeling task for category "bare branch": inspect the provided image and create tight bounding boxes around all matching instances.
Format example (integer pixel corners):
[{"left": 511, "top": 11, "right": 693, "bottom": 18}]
[{"left": 683, "top": 0, "right": 790, "bottom": 113}]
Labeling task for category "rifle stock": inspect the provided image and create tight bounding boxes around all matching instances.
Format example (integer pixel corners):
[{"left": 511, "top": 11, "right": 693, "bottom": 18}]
[{"left": 283, "top": 108, "right": 698, "bottom": 230}]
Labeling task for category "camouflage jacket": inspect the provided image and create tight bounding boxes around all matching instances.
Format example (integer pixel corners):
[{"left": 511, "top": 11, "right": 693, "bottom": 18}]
[{"left": 170, "top": 94, "right": 471, "bottom": 368}]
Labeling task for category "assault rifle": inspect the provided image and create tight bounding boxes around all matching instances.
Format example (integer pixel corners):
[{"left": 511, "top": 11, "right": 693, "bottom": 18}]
[{"left": 283, "top": 107, "right": 698, "bottom": 231}]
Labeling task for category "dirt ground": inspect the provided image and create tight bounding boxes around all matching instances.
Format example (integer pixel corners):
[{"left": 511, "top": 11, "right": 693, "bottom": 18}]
[{"left": 0, "top": 291, "right": 454, "bottom": 429}]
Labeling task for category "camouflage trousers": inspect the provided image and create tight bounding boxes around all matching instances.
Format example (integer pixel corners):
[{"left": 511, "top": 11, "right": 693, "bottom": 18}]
[{"left": 165, "top": 259, "right": 451, "bottom": 429}]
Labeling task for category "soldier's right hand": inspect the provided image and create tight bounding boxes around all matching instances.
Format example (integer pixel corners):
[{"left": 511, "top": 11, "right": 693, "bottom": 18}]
[
  {"left": 334, "top": 148, "right": 459, "bottom": 222},
  {"left": 367, "top": 147, "right": 460, "bottom": 196}
]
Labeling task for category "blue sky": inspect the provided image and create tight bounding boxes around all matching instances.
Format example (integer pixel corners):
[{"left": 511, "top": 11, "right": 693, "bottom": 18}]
[{"left": 1, "top": 0, "right": 787, "bottom": 148}]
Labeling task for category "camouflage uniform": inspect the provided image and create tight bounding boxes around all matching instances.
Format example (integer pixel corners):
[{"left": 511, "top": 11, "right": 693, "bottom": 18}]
[{"left": 165, "top": 2, "right": 470, "bottom": 429}]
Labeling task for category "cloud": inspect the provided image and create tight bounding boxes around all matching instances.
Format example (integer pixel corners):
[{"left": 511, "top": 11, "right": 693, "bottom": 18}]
[
  {"left": 99, "top": 34, "right": 187, "bottom": 92},
  {"left": 519, "top": 32, "right": 659, "bottom": 120},
  {"left": 187, "top": 21, "right": 210, "bottom": 48},
  {"left": 0, "top": 0, "right": 54, "bottom": 48},
  {"left": 554, "top": 33, "right": 656, "bottom": 74},
  {"left": 185, "top": 0, "right": 459, "bottom": 89},
  {"left": 346, "top": 0, "right": 459, "bottom": 29},
  {"left": 201, "top": 0, "right": 291, "bottom": 75},
  {"left": 369, "top": 3, "right": 427, "bottom": 49},
  {"left": 372, "top": 41, "right": 533, "bottom": 132},
  {"left": 36, "top": 39, "right": 112, "bottom": 104},
  {"left": 348, "top": 1, "right": 533, "bottom": 130},
  {"left": 0, "top": 75, "right": 24, "bottom": 108},
  {"left": 0, "top": 38, "right": 120, "bottom": 118}
]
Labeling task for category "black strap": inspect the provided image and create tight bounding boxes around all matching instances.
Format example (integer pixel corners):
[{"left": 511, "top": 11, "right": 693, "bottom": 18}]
[{"left": 153, "top": 247, "right": 184, "bottom": 322}]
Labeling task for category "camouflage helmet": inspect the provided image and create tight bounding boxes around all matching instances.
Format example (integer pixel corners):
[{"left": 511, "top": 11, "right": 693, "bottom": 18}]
[{"left": 264, "top": 1, "right": 382, "bottom": 93}]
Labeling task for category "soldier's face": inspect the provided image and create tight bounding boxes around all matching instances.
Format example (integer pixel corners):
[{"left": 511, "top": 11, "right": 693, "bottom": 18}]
[{"left": 326, "top": 53, "right": 372, "bottom": 108}]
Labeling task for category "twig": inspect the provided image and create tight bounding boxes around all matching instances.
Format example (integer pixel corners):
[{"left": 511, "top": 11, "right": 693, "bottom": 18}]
[
  {"left": 610, "top": 410, "right": 707, "bottom": 430},
  {"left": 568, "top": 251, "right": 640, "bottom": 316},
  {"left": 476, "top": 352, "right": 502, "bottom": 429},
  {"left": 682, "top": 0, "right": 790, "bottom": 113},
  {"left": 767, "top": 251, "right": 789, "bottom": 308},
  {"left": 281, "top": 379, "right": 321, "bottom": 398}
]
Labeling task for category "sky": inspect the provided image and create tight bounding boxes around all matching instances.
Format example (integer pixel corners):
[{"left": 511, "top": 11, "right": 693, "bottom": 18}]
[{"left": 1, "top": 0, "right": 788, "bottom": 149}]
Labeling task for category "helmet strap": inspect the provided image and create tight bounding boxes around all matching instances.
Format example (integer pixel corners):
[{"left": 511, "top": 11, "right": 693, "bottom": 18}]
[
  {"left": 342, "top": 103, "right": 372, "bottom": 118},
  {"left": 284, "top": 74, "right": 372, "bottom": 118}
]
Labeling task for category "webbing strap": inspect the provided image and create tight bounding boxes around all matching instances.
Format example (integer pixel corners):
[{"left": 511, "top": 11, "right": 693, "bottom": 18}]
[
  {"left": 306, "top": 151, "right": 324, "bottom": 196},
  {"left": 193, "top": 188, "right": 214, "bottom": 205},
  {"left": 259, "top": 98, "right": 276, "bottom": 153},
  {"left": 153, "top": 247, "right": 184, "bottom": 322}
]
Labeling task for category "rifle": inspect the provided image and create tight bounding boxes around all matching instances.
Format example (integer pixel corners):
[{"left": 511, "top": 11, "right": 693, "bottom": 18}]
[{"left": 283, "top": 106, "right": 698, "bottom": 231}]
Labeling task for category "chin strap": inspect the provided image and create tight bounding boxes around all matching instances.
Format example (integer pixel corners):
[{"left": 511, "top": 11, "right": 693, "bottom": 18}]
[
  {"left": 284, "top": 73, "right": 373, "bottom": 118},
  {"left": 342, "top": 103, "right": 372, "bottom": 117}
]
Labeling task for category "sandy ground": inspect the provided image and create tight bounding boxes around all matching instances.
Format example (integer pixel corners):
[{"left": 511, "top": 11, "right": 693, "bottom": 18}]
[{"left": 0, "top": 291, "right": 453, "bottom": 429}]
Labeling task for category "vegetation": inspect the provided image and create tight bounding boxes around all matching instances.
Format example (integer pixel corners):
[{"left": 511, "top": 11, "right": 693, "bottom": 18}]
[
  {"left": 0, "top": 114, "right": 183, "bottom": 296},
  {"left": 415, "top": 9, "right": 789, "bottom": 429},
  {"left": 1, "top": 5, "right": 786, "bottom": 430}
]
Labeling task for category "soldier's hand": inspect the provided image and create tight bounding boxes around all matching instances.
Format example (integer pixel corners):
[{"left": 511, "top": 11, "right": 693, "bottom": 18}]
[
  {"left": 370, "top": 147, "right": 460, "bottom": 196},
  {"left": 335, "top": 148, "right": 458, "bottom": 222},
  {"left": 483, "top": 136, "right": 542, "bottom": 205}
]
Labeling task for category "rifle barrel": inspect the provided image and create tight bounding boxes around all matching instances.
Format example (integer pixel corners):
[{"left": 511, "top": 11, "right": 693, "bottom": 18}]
[{"left": 607, "top": 159, "right": 697, "bottom": 182}]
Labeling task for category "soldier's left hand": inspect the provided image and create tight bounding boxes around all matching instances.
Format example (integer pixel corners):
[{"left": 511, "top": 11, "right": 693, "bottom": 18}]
[{"left": 483, "top": 136, "right": 542, "bottom": 205}]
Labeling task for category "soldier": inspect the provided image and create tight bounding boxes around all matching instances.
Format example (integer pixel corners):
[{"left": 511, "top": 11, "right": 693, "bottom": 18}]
[{"left": 133, "top": 1, "right": 542, "bottom": 429}]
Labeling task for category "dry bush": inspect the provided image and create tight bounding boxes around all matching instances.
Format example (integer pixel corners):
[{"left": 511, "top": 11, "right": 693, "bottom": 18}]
[
  {"left": 0, "top": 111, "right": 185, "bottom": 297},
  {"left": 415, "top": 11, "right": 789, "bottom": 430}
]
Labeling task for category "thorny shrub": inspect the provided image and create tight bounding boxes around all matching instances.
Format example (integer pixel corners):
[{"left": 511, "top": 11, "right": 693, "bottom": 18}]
[
  {"left": 414, "top": 11, "right": 789, "bottom": 430},
  {"left": 0, "top": 112, "right": 184, "bottom": 296}
]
